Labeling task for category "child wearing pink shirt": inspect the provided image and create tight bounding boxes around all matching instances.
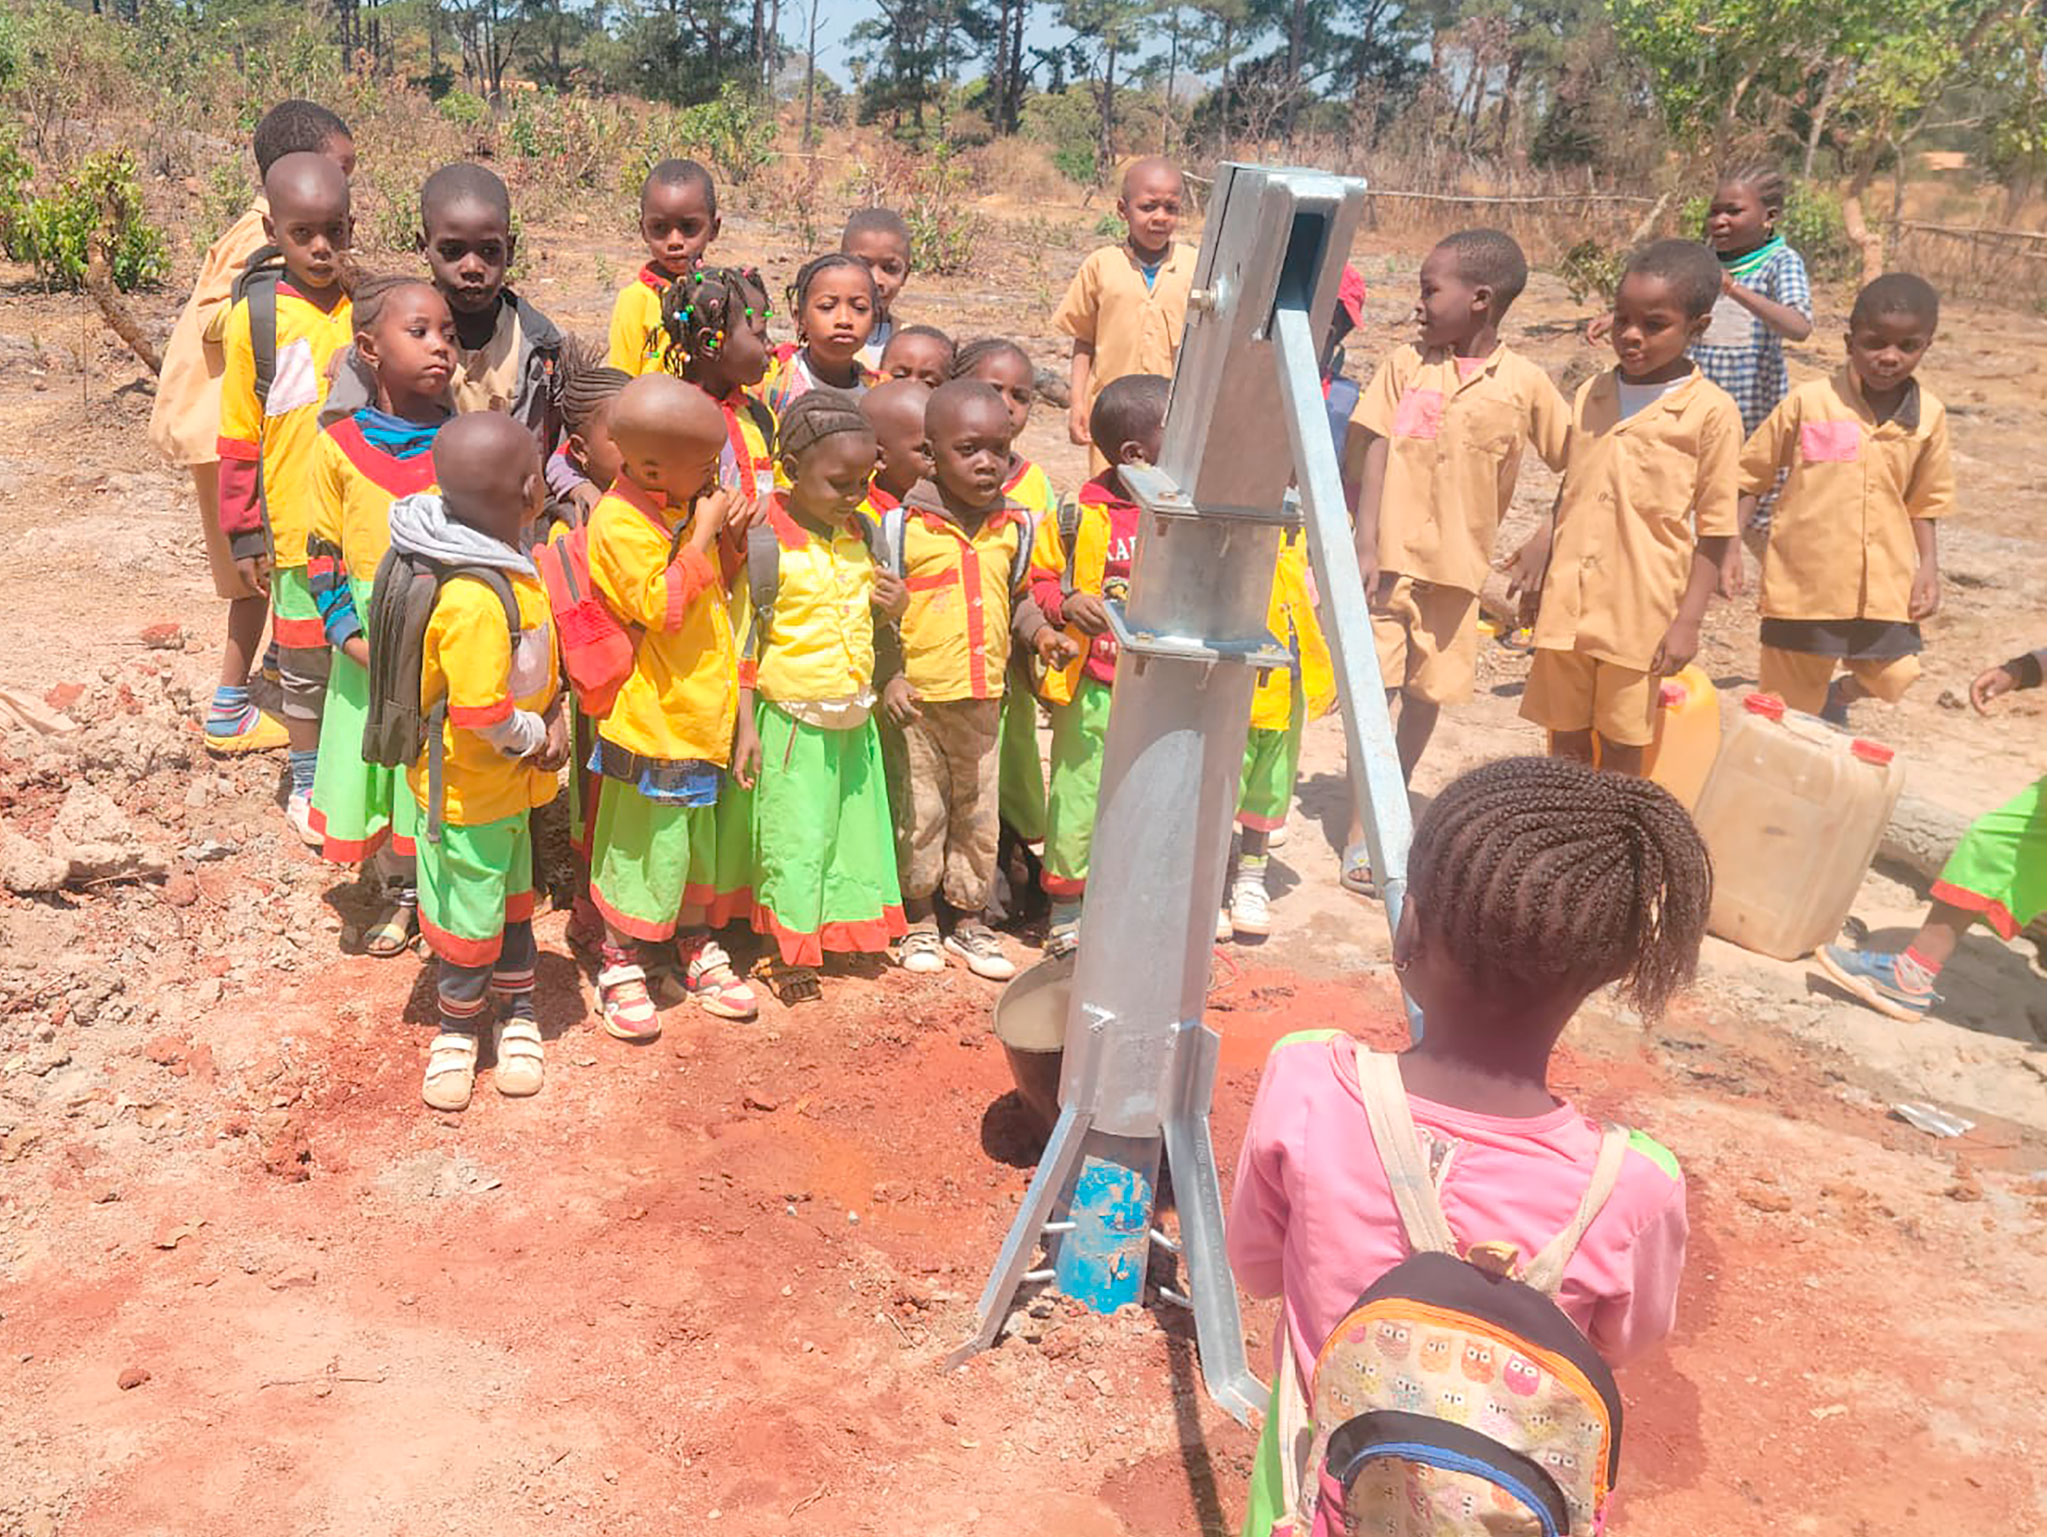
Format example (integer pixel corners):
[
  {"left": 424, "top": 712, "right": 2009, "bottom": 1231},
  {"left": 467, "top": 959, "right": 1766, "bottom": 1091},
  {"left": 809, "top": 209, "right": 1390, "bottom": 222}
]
[{"left": 1228, "top": 755, "right": 1706, "bottom": 1535}]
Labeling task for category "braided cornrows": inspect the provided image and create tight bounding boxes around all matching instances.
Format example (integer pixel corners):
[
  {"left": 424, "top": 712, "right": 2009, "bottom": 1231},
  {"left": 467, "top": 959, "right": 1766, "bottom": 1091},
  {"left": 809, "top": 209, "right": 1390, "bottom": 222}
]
[
  {"left": 777, "top": 388, "right": 875, "bottom": 462},
  {"left": 1720, "top": 162, "right": 1788, "bottom": 218},
  {"left": 659, "top": 265, "right": 771, "bottom": 370},
  {"left": 349, "top": 272, "right": 438, "bottom": 332},
  {"left": 951, "top": 336, "right": 1032, "bottom": 381},
  {"left": 1408, "top": 757, "right": 1712, "bottom": 1017},
  {"left": 556, "top": 336, "right": 629, "bottom": 435}
]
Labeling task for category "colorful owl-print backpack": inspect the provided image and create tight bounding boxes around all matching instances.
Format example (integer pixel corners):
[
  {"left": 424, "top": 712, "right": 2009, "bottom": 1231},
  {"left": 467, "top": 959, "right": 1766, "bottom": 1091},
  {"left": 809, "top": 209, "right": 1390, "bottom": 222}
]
[{"left": 1276, "top": 1047, "right": 1630, "bottom": 1537}]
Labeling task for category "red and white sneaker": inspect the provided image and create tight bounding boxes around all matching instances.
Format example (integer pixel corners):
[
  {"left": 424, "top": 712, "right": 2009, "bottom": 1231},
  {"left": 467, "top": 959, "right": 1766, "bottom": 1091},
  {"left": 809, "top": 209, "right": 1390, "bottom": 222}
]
[
  {"left": 677, "top": 935, "right": 759, "bottom": 1021},
  {"left": 597, "top": 963, "right": 662, "bottom": 1041}
]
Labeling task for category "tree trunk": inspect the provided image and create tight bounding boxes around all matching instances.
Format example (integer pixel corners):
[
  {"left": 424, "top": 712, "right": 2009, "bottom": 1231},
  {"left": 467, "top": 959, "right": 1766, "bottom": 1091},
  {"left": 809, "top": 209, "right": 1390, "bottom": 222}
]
[
  {"left": 802, "top": 0, "right": 818, "bottom": 144},
  {"left": 1801, "top": 58, "right": 1847, "bottom": 178},
  {"left": 1494, "top": 49, "right": 1523, "bottom": 159},
  {"left": 1099, "top": 34, "right": 1117, "bottom": 169},
  {"left": 1284, "top": 0, "right": 1306, "bottom": 139},
  {"left": 1007, "top": 0, "right": 1026, "bottom": 130}
]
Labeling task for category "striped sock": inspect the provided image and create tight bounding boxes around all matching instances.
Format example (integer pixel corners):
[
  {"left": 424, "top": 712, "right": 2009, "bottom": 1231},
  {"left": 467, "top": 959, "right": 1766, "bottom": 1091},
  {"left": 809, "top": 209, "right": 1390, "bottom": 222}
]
[
  {"left": 1896, "top": 947, "right": 1940, "bottom": 991},
  {"left": 288, "top": 749, "right": 317, "bottom": 798},
  {"left": 207, "top": 685, "right": 257, "bottom": 737},
  {"left": 438, "top": 989, "right": 488, "bottom": 1034}
]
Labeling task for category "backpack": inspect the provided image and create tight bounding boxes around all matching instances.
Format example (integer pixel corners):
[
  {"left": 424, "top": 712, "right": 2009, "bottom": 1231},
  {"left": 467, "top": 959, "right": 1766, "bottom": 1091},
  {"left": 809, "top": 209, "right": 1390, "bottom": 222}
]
[
  {"left": 743, "top": 510, "right": 893, "bottom": 652},
  {"left": 232, "top": 245, "right": 288, "bottom": 408},
  {"left": 1276, "top": 1047, "right": 1629, "bottom": 1537},
  {"left": 533, "top": 501, "right": 692, "bottom": 719},
  {"left": 360, "top": 547, "right": 521, "bottom": 842},
  {"left": 872, "top": 501, "right": 1033, "bottom": 591}
]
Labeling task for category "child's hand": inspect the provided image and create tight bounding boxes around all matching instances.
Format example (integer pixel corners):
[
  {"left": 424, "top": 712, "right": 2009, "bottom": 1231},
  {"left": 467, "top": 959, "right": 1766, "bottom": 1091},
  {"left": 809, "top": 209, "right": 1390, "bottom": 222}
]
[
  {"left": 1909, "top": 564, "right": 1940, "bottom": 620},
  {"left": 341, "top": 636, "right": 370, "bottom": 669},
  {"left": 569, "top": 481, "right": 601, "bottom": 520},
  {"left": 1498, "top": 534, "right": 1548, "bottom": 605},
  {"left": 691, "top": 486, "right": 742, "bottom": 547},
  {"left": 731, "top": 717, "right": 762, "bottom": 789},
  {"left": 882, "top": 676, "right": 923, "bottom": 726},
  {"left": 1720, "top": 269, "right": 1739, "bottom": 297},
  {"left": 1034, "top": 627, "right": 1080, "bottom": 668},
  {"left": 1970, "top": 661, "right": 2024, "bottom": 713},
  {"left": 1716, "top": 540, "right": 1747, "bottom": 598},
  {"left": 1584, "top": 314, "right": 1612, "bottom": 345},
  {"left": 533, "top": 711, "right": 571, "bottom": 773},
  {"left": 1068, "top": 403, "right": 1091, "bottom": 446},
  {"left": 722, "top": 487, "right": 764, "bottom": 539},
  {"left": 235, "top": 553, "right": 272, "bottom": 596},
  {"left": 871, "top": 568, "right": 909, "bottom": 619},
  {"left": 1063, "top": 591, "right": 1110, "bottom": 637},
  {"left": 1651, "top": 617, "right": 1701, "bottom": 678}
]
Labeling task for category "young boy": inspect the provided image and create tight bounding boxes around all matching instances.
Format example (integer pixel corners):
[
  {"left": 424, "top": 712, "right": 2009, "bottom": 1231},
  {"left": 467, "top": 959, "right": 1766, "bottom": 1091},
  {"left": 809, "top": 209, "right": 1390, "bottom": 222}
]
[
  {"left": 1028, "top": 373, "right": 1170, "bottom": 956},
  {"left": 843, "top": 207, "right": 913, "bottom": 370},
  {"left": 878, "top": 325, "right": 954, "bottom": 389},
  {"left": 1507, "top": 239, "right": 1740, "bottom": 775},
  {"left": 401, "top": 414, "right": 566, "bottom": 1111},
  {"left": 877, "top": 380, "right": 1073, "bottom": 980},
  {"left": 585, "top": 374, "right": 759, "bottom": 1038},
  {"left": 1352, "top": 231, "right": 1569, "bottom": 778},
  {"left": 1053, "top": 157, "right": 1196, "bottom": 475},
  {"left": 858, "top": 377, "right": 932, "bottom": 523},
  {"left": 215, "top": 151, "right": 356, "bottom": 843},
  {"left": 609, "top": 159, "right": 720, "bottom": 376},
  {"left": 149, "top": 99, "right": 354, "bottom": 757},
  {"left": 1739, "top": 273, "right": 1953, "bottom": 723}
]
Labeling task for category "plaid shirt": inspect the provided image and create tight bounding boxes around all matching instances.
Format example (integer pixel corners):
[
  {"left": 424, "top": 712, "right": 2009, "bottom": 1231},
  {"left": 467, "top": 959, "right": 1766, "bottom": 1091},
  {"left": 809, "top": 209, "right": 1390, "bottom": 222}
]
[{"left": 1691, "top": 244, "right": 1812, "bottom": 436}]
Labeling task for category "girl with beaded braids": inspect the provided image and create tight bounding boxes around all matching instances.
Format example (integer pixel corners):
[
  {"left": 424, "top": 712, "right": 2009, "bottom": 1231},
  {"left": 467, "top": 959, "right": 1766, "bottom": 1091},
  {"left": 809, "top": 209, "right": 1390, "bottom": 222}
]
[
  {"left": 1229, "top": 756, "right": 1702, "bottom": 1534},
  {"left": 761, "top": 252, "right": 879, "bottom": 418},
  {"left": 659, "top": 265, "right": 779, "bottom": 500},
  {"left": 734, "top": 390, "right": 910, "bottom": 1001}
]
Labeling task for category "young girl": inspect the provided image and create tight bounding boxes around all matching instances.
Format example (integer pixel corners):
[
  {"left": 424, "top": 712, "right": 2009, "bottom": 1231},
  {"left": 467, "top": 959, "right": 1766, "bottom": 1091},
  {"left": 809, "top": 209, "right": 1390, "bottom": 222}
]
[
  {"left": 661, "top": 265, "right": 778, "bottom": 500},
  {"left": 739, "top": 391, "right": 911, "bottom": 1000},
  {"left": 953, "top": 337, "right": 1057, "bottom": 915},
  {"left": 1228, "top": 755, "right": 1702, "bottom": 1536},
  {"left": 761, "top": 253, "right": 878, "bottom": 417},
  {"left": 306, "top": 276, "right": 455, "bottom": 956}
]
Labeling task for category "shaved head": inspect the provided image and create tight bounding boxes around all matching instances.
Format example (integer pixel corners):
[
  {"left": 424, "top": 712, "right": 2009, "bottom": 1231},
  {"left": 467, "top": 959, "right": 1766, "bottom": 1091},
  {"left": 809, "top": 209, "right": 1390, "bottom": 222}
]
[
  {"left": 264, "top": 150, "right": 350, "bottom": 224},
  {"left": 433, "top": 412, "right": 542, "bottom": 544},
  {"left": 861, "top": 376, "right": 931, "bottom": 440},
  {"left": 611, "top": 374, "right": 728, "bottom": 503},
  {"left": 1120, "top": 156, "right": 1184, "bottom": 202}
]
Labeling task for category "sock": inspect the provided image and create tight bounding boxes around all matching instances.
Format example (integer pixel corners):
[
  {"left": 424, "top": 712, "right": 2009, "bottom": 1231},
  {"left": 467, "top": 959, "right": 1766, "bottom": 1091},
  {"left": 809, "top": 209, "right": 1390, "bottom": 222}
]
[
  {"left": 207, "top": 684, "right": 256, "bottom": 735},
  {"left": 600, "top": 939, "right": 638, "bottom": 974},
  {"left": 1238, "top": 853, "right": 1269, "bottom": 883},
  {"left": 288, "top": 749, "right": 317, "bottom": 798},
  {"left": 437, "top": 988, "right": 488, "bottom": 1036},
  {"left": 1895, "top": 947, "right": 1940, "bottom": 991}
]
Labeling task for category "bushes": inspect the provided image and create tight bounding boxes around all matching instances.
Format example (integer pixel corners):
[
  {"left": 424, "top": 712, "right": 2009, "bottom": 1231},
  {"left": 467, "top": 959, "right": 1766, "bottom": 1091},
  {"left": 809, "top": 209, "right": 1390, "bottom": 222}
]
[
  {"left": 1679, "top": 182, "right": 1859, "bottom": 282},
  {"left": 0, "top": 144, "right": 167, "bottom": 292},
  {"left": 675, "top": 81, "right": 777, "bottom": 186},
  {"left": 843, "top": 143, "right": 986, "bottom": 276}
]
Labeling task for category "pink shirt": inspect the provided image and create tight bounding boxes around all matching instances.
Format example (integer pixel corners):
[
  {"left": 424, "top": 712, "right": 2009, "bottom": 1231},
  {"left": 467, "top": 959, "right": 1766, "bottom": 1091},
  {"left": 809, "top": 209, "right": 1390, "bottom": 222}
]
[{"left": 1228, "top": 1032, "right": 1689, "bottom": 1387}]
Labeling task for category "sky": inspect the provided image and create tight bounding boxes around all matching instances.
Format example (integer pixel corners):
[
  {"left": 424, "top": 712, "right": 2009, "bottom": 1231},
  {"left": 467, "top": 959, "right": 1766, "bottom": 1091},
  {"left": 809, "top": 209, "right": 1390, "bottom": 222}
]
[{"left": 788, "top": 0, "right": 1107, "bottom": 84}]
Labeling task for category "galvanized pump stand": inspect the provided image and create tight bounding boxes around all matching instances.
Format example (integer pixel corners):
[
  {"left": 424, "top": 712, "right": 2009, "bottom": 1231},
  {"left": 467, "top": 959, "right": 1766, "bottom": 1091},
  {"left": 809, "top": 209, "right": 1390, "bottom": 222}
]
[{"left": 951, "top": 164, "right": 1421, "bottom": 1420}]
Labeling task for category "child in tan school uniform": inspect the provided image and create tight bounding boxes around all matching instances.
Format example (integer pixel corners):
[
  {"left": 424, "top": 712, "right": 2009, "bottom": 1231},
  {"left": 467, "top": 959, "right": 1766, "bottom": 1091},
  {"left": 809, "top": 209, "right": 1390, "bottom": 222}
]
[
  {"left": 1507, "top": 240, "right": 1740, "bottom": 775},
  {"left": 1053, "top": 157, "right": 1196, "bottom": 475},
  {"left": 1738, "top": 273, "right": 1954, "bottom": 724},
  {"left": 149, "top": 100, "right": 354, "bottom": 758}
]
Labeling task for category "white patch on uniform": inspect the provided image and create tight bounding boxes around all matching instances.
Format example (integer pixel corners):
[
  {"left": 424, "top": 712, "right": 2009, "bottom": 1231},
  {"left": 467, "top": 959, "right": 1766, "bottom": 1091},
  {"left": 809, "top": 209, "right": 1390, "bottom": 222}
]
[
  {"left": 265, "top": 337, "right": 320, "bottom": 416},
  {"left": 509, "top": 623, "right": 553, "bottom": 698}
]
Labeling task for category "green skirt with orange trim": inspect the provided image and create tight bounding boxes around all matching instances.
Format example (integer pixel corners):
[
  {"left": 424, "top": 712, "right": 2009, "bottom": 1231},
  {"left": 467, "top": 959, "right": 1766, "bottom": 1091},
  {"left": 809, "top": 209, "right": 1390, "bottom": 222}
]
[
  {"left": 310, "top": 644, "right": 417, "bottom": 865},
  {"left": 591, "top": 780, "right": 754, "bottom": 942},
  {"left": 417, "top": 810, "right": 534, "bottom": 969},
  {"left": 748, "top": 700, "right": 905, "bottom": 967}
]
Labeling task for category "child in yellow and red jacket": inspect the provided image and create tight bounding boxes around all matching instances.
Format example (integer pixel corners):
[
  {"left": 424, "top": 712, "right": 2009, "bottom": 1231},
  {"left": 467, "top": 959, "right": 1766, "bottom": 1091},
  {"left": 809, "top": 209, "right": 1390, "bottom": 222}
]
[{"left": 608, "top": 159, "right": 721, "bottom": 376}]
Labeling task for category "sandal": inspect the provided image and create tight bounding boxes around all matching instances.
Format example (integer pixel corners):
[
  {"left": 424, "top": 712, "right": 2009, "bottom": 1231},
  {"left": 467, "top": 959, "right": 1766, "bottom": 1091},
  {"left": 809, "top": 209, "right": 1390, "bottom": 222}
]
[
  {"left": 364, "top": 896, "right": 418, "bottom": 959},
  {"left": 767, "top": 962, "right": 822, "bottom": 1006},
  {"left": 421, "top": 1032, "right": 478, "bottom": 1111},
  {"left": 598, "top": 962, "right": 662, "bottom": 1042},
  {"left": 493, "top": 1017, "right": 545, "bottom": 1097},
  {"left": 1340, "top": 842, "right": 1379, "bottom": 900},
  {"left": 677, "top": 935, "right": 759, "bottom": 1021}
]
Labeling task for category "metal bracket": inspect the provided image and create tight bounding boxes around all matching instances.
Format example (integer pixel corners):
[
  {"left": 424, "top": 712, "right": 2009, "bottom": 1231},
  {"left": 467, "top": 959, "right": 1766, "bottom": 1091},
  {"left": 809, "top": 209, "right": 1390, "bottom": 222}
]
[{"left": 1103, "top": 600, "right": 1293, "bottom": 673}]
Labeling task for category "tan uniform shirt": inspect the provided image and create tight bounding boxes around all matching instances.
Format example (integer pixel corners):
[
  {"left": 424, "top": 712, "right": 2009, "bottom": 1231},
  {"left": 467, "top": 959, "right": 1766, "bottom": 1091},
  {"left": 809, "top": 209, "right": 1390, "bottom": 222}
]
[
  {"left": 1740, "top": 367, "right": 1954, "bottom": 623},
  {"left": 1052, "top": 241, "right": 1196, "bottom": 409},
  {"left": 147, "top": 200, "right": 270, "bottom": 467},
  {"left": 1533, "top": 367, "right": 1742, "bottom": 670},
  {"left": 1353, "top": 342, "right": 1571, "bottom": 595}
]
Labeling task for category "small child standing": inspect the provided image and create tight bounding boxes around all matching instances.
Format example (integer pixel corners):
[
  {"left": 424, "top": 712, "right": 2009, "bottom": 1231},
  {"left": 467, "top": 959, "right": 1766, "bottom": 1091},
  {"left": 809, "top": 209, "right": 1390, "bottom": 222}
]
[
  {"left": 879, "top": 325, "right": 955, "bottom": 389},
  {"left": 1029, "top": 374, "right": 1170, "bottom": 955},
  {"left": 1229, "top": 756, "right": 1699, "bottom": 1536},
  {"left": 858, "top": 378, "right": 933, "bottom": 524},
  {"left": 841, "top": 207, "right": 913, "bottom": 369},
  {"left": 1740, "top": 273, "right": 1953, "bottom": 723},
  {"left": 151, "top": 99, "right": 353, "bottom": 758},
  {"left": 1053, "top": 157, "right": 1196, "bottom": 475},
  {"left": 877, "top": 380, "right": 1072, "bottom": 979},
  {"left": 608, "top": 159, "right": 721, "bottom": 376},
  {"left": 307, "top": 278, "right": 455, "bottom": 955},
  {"left": 215, "top": 151, "right": 356, "bottom": 844},
  {"left": 741, "top": 393, "right": 911, "bottom": 998},
  {"left": 585, "top": 375, "right": 759, "bottom": 1037},
  {"left": 401, "top": 414, "right": 566, "bottom": 1111},
  {"left": 1509, "top": 240, "right": 1740, "bottom": 774},
  {"left": 761, "top": 255, "right": 878, "bottom": 416}
]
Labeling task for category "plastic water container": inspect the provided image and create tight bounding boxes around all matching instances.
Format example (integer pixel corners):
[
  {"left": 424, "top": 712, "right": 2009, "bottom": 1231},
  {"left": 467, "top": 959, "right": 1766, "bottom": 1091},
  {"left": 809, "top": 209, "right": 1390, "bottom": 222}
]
[
  {"left": 1589, "top": 664, "right": 1721, "bottom": 809},
  {"left": 1691, "top": 693, "right": 1907, "bottom": 960}
]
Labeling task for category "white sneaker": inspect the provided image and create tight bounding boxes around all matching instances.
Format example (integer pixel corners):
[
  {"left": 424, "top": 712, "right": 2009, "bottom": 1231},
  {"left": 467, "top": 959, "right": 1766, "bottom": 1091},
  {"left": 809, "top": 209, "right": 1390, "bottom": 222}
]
[
  {"left": 1231, "top": 873, "right": 1272, "bottom": 938},
  {"left": 900, "top": 925, "right": 946, "bottom": 974},
  {"left": 1215, "top": 907, "right": 1234, "bottom": 943},
  {"left": 1265, "top": 824, "right": 1289, "bottom": 848},
  {"left": 945, "top": 923, "right": 1017, "bottom": 981},
  {"left": 286, "top": 789, "right": 320, "bottom": 849}
]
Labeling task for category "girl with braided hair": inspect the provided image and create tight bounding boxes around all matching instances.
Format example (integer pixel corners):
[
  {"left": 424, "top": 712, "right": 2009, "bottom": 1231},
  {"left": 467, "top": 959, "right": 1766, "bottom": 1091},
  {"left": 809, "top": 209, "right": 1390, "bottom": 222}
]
[
  {"left": 658, "top": 265, "right": 778, "bottom": 500},
  {"left": 761, "top": 253, "right": 878, "bottom": 418},
  {"left": 734, "top": 391, "right": 910, "bottom": 1001},
  {"left": 1229, "top": 756, "right": 1703, "bottom": 1533}
]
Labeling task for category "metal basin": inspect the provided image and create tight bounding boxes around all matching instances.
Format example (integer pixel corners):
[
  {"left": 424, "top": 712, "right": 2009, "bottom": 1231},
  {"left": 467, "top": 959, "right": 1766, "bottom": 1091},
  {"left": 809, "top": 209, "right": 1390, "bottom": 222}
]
[{"left": 992, "top": 950, "right": 1074, "bottom": 1137}]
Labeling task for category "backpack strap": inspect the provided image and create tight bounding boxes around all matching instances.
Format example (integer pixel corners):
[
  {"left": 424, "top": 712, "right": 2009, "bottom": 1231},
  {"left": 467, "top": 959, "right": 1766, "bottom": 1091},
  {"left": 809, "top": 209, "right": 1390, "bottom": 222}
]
[
  {"left": 1056, "top": 494, "right": 1083, "bottom": 599},
  {"left": 1521, "top": 1125, "right": 1631, "bottom": 1298},
  {"left": 744, "top": 521, "right": 782, "bottom": 658},
  {"left": 741, "top": 394, "right": 778, "bottom": 460},
  {"left": 422, "top": 567, "right": 524, "bottom": 845},
  {"left": 1353, "top": 1045, "right": 1459, "bottom": 1257},
  {"left": 877, "top": 504, "right": 907, "bottom": 580},
  {"left": 237, "top": 256, "right": 281, "bottom": 410},
  {"left": 1007, "top": 506, "right": 1035, "bottom": 594}
]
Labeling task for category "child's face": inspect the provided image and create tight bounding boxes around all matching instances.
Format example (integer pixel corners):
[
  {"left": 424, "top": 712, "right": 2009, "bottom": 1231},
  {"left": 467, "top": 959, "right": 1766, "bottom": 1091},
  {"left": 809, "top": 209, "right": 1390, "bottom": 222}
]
[
  {"left": 1706, "top": 183, "right": 1772, "bottom": 254},
  {"left": 926, "top": 394, "right": 1013, "bottom": 509},
  {"left": 641, "top": 179, "right": 719, "bottom": 275},
  {"left": 862, "top": 383, "right": 932, "bottom": 496},
  {"left": 1610, "top": 273, "right": 1705, "bottom": 380},
  {"left": 844, "top": 228, "right": 911, "bottom": 318},
  {"left": 715, "top": 300, "right": 772, "bottom": 389},
  {"left": 571, "top": 400, "right": 625, "bottom": 492},
  {"left": 320, "top": 132, "right": 358, "bottom": 180},
  {"left": 800, "top": 267, "right": 876, "bottom": 369},
  {"left": 420, "top": 198, "right": 513, "bottom": 316},
  {"left": 967, "top": 351, "right": 1036, "bottom": 439},
  {"left": 265, "top": 181, "right": 350, "bottom": 293},
  {"left": 785, "top": 431, "right": 879, "bottom": 525},
  {"left": 1415, "top": 247, "right": 1486, "bottom": 350},
  {"left": 1118, "top": 167, "right": 1184, "bottom": 257},
  {"left": 881, "top": 333, "right": 952, "bottom": 390},
  {"left": 1846, "top": 310, "right": 1932, "bottom": 397},
  {"left": 359, "top": 284, "right": 456, "bottom": 408}
]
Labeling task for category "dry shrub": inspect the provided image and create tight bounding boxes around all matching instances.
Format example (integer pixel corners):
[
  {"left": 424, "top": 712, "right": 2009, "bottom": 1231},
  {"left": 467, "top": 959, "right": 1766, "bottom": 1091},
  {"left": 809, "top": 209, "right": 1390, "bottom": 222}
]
[{"left": 965, "top": 136, "right": 1074, "bottom": 209}]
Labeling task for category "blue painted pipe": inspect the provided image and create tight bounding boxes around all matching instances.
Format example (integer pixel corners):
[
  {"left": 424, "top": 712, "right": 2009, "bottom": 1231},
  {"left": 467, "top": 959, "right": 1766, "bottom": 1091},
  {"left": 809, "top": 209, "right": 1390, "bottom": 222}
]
[{"left": 1053, "top": 1133, "right": 1158, "bottom": 1311}]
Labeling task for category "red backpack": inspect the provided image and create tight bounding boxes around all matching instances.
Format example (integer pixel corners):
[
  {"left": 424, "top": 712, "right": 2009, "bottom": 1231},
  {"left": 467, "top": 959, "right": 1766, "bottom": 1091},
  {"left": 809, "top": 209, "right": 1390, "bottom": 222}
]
[{"left": 534, "top": 522, "right": 636, "bottom": 718}]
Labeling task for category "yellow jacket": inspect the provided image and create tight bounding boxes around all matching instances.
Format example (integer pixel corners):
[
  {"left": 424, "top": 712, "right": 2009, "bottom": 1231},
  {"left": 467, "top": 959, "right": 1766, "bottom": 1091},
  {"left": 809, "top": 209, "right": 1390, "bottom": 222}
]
[{"left": 1251, "top": 530, "right": 1336, "bottom": 731}]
